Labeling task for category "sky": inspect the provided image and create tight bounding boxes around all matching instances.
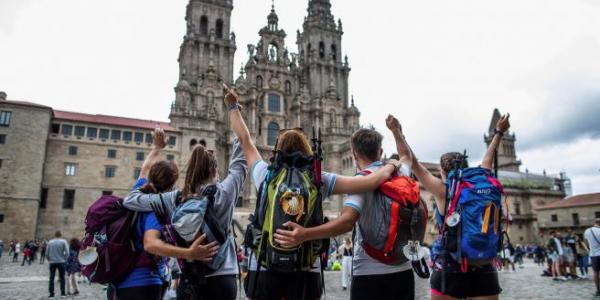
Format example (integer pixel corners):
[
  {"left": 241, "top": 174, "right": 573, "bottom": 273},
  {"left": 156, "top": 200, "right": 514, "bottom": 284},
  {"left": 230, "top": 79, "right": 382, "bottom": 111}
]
[{"left": 1, "top": 0, "right": 599, "bottom": 195}]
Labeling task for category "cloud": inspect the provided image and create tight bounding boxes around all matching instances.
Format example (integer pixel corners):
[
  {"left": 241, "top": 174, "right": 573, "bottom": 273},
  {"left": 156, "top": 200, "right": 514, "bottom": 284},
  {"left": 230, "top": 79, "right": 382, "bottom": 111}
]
[{"left": 512, "top": 38, "right": 600, "bottom": 149}]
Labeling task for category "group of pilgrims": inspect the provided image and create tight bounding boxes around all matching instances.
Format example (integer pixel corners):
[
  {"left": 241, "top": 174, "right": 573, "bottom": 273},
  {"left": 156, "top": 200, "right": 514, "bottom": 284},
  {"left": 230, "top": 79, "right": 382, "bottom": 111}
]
[{"left": 83, "top": 84, "right": 511, "bottom": 300}]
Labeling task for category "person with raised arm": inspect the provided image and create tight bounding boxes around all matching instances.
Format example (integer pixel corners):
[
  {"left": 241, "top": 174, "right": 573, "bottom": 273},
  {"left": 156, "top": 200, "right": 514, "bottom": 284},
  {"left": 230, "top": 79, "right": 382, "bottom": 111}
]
[
  {"left": 224, "top": 86, "right": 398, "bottom": 300},
  {"left": 408, "top": 114, "right": 510, "bottom": 300}
]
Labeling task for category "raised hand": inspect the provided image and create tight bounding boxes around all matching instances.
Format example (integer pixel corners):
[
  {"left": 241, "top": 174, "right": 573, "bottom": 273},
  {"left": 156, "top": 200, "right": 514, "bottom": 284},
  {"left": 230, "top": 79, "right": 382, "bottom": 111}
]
[
  {"left": 152, "top": 128, "right": 167, "bottom": 150},
  {"left": 386, "top": 114, "right": 402, "bottom": 133},
  {"left": 496, "top": 114, "right": 510, "bottom": 133},
  {"left": 188, "top": 234, "right": 219, "bottom": 262},
  {"left": 223, "top": 83, "right": 239, "bottom": 106}
]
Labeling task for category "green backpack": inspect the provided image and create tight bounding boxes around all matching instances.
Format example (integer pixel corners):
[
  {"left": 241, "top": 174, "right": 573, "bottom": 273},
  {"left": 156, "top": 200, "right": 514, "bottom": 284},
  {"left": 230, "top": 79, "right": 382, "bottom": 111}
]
[{"left": 245, "top": 129, "right": 324, "bottom": 274}]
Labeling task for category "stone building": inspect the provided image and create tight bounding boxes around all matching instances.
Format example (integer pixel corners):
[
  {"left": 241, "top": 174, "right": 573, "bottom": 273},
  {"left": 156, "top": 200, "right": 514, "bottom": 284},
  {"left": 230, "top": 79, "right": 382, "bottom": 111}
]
[
  {"left": 0, "top": 1, "right": 571, "bottom": 245},
  {"left": 537, "top": 193, "right": 600, "bottom": 236},
  {"left": 0, "top": 0, "right": 359, "bottom": 241}
]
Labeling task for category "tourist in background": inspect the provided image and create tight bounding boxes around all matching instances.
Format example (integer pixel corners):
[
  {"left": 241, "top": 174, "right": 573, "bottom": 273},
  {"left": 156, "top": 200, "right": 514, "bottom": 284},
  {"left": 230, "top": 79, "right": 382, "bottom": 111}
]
[
  {"left": 13, "top": 241, "right": 20, "bottom": 263},
  {"left": 21, "top": 242, "right": 31, "bottom": 266},
  {"left": 46, "top": 230, "right": 69, "bottom": 298},
  {"left": 65, "top": 238, "right": 81, "bottom": 296},
  {"left": 0, "top": 240, "right": 4, "bottom": 261},
  {"left": 547, "top": 231, "right": 567, "bottom": 281},
  {"left": 340, "top": 237, "right": 353, "bottom": 291},
  {"left": 562, "top": 239, "right": 577, "bottom": 279},
  {"left": 584, "top": 218, "right": 600, "bottom": 297},
  {"left": 40, "top": 240, "right": 47, "bottom": 264},
  {"left": 576, "top": 234, "right": 590, "bottom": 278}
]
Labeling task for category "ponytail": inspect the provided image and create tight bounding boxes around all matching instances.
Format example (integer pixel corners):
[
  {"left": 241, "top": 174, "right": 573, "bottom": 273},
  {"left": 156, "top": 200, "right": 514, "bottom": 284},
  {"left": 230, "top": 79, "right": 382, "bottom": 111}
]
[{"left": 182, "top": 145, "right": 218, "bottom": 199}]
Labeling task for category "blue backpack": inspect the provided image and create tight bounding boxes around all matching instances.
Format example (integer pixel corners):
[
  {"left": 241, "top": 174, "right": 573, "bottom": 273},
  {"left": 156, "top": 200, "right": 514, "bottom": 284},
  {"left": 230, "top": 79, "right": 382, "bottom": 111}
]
[{"left": 440, "top": 167, "right": 507, "bottom": 270}]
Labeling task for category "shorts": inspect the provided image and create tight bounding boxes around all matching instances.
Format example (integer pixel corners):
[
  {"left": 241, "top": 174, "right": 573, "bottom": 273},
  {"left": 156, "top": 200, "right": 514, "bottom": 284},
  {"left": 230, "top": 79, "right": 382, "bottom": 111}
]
[
  {"left": 592, "top": 257, "right": 600, "bottom": 272},
  {"left": 431, "top": 263, "right": 501, "bottom": 299},
  {"left": 245, "top": 270, "right": 322, "bottom": 300},
  {"left": 351, "top": 270, "right": 414, "bottom": 300}
]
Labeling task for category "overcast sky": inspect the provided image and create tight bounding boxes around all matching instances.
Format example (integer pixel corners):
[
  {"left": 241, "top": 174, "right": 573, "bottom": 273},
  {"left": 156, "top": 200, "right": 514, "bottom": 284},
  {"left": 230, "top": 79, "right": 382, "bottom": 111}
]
[{"left": 1, "top": 0, "right": 599, "bottom": 195}]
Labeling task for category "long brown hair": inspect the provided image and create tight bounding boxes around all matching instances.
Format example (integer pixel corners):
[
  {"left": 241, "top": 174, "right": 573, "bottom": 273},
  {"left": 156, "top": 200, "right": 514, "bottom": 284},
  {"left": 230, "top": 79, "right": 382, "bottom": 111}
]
[
  {"left": 277, "top": 130, "right": 313, "bottom": 155},
  {"left": 140, "top": 160, "right": 179, "bottom": 194},
  {"left": 182, "top": 145, "right": 218, "bottom": 199}
]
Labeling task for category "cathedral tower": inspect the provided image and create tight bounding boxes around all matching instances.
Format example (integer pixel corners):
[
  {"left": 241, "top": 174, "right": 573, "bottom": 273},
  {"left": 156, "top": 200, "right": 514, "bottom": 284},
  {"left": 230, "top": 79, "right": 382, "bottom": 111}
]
[
  {"left": 297, "top": 0, "right": 350, "bottom": 105},
  {"left": 170, "top": 0, "right": 237, "bottom": 172}
]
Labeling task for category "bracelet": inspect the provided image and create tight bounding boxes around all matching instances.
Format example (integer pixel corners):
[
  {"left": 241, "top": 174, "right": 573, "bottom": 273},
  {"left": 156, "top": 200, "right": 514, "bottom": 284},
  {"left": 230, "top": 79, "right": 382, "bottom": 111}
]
[
  {"left": 494, "top": 129, "right": 504, "bottom": 137},
  {"left": 228, "top": 103, "right": 242, "bottom": 112}
]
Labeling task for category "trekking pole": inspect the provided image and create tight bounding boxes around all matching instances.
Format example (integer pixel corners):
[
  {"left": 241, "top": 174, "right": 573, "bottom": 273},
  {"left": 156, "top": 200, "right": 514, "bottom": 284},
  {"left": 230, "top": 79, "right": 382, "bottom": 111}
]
[{"left": 494, "top": 149, "right": 499, "bottom": 178}]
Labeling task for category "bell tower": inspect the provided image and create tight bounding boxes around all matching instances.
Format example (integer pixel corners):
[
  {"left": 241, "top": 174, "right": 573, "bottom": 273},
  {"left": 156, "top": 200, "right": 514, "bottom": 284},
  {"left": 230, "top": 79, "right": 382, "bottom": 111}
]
[
  {"left": 297, "top": 0, "right": 350, "bottom": 106},
  {"left": 170, "top": 0, "right": 237, "bottom": 173}
]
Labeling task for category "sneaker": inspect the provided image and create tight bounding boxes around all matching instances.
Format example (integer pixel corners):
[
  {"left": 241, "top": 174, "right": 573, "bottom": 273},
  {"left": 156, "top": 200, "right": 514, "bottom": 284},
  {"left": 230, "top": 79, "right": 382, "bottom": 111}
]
[
  {"left": 48, "top": 296, "right": 55, "bottom": 299},
  {"left": 595, "top": 291, "right": 600, "bottom": 298},
  {"left": 559, "top": 276, "right": 568, "bottom": 281}
]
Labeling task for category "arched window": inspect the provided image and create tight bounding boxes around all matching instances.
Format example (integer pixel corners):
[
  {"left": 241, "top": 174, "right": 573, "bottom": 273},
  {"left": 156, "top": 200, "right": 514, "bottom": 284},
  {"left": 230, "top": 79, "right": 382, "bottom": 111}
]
[
  {"left": 206, "top": 91, "right": 215, "bottom": 108},
  {"left": 200, "top": 16, "right": 208, "bottom": 36},
  {"left": 190, "top": 139, "right": 198, "bottom": 149},
  {"left": 330, "top": 109, "right": 336, "bottom": 126},
  {"left": 284, "top": 81, "right": 292, "bottom": 94},
  {"left": 307, "top": 43, "right": 312, "bottom": 56},
  {"left": 268, "top": 43, "right": 278, "bottom": 61},
  {"left": 216, "top": 19, "right": 224, "bottom": 39},
  {"left": 256, "top": 76, "right": 263, "bottom": 89},
  {"left": 267, "top": 122, "right": 280, "bottom": 146},
  {"left": 331, "top": 44, "right": 337, "bottom": 61},
  {"left": 268, "top": 94, "right": 281, "bottom": 112},
  {"left": 199, "top": 139, "right": 207, "bottom": 147},
  {"left": 319, "top": 41, "right": 325, "bottom": 59}
]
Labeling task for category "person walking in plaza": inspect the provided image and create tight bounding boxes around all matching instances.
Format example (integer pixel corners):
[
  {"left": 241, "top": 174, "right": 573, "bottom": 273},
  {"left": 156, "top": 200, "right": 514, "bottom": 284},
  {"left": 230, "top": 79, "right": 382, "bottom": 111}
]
[
  {"left": 224, "top": 87, "right": 398, "bottom": 300},
  {"left": 340, "top": 237, "right": 353, "bottom": 291},
  {"left": 576, "top": 234, "right": 590, "bottom": 278},
  {"left": 406, "top": 113, "right": 511, "bottom": 299},
  {"left": 0, "top": 240, "right": 4, "bottom": 261},
  {"left": 13, "top": 241, "right": 20, "bottom": 263},
  {"left": 65, "top": 238, "right": 81, "bottom": 296},
  {"left": 584, "top": 218, "right": 600, "bottom": 297},
  {"left": 40, "top": 240, "right": 47, "bottom": 264},
  {"left": 21, "top": 242, "right": 31, "bottom": 266},
  {"left": 46, "top": 230, "right": 69, "bottom": 298}
]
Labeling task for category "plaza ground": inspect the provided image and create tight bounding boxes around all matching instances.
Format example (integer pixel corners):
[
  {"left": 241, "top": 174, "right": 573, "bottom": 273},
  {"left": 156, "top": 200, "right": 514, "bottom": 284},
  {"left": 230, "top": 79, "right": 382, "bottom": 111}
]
[{"left": 0, "top": 254, "right": 596, "bottom": 299}]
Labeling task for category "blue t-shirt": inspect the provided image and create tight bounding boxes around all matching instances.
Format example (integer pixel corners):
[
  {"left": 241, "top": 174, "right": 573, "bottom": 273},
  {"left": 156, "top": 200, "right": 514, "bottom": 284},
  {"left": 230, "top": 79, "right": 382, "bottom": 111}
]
[{"left": 117, "top": 177, "right": 164, "bottom": 289}]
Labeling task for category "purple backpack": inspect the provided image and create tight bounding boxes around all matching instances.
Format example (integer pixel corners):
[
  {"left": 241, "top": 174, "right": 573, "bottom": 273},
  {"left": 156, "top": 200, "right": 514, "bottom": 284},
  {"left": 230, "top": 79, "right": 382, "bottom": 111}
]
[{"left": 80, "top": 195, "right": 153, "bottom": 284}]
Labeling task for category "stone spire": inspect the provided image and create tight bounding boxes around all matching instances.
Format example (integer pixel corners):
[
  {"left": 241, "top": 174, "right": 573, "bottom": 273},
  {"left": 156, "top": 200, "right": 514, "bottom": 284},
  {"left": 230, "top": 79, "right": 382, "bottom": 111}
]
[{"left": 305, "top": 0, "right": 336, "bottom": 29}]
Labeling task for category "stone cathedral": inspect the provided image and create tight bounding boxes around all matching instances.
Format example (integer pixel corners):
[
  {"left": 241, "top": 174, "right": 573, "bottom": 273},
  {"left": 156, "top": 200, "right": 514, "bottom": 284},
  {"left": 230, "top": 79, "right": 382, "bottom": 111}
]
[
  {"left": 0, "top": 0, "right": 569, "bottom": 245},
  {"left": 170, "top": 0, "right": 360, "bottom": 208}
]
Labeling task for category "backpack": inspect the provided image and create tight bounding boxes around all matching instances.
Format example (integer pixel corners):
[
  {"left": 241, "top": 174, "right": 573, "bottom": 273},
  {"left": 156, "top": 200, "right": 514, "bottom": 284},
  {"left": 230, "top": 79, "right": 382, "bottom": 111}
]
[
  {"left": 80, "top": 195, "right": 155, "bottom": 284},
  {"left": 440, "top": 155, "right": 508, "bottom": 271},
  {"left": 245, "top": 130, "right": 325, "bottom": 274},
  {"left": 357, "top": 170, "right": 430, "bottom": 278},
  {"left": 170, "top": 185, "right": 232, "bottom": 273}
]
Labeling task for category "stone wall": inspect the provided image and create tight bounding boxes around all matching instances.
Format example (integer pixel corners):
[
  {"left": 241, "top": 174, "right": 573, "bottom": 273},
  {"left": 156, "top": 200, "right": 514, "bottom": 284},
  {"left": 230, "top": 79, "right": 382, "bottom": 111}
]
[
  {"left": 37, "top": 121, "right": 181, "bottom": 239},
  {"left": 0, "top": 102, "right": 52, "bottom": 241}
]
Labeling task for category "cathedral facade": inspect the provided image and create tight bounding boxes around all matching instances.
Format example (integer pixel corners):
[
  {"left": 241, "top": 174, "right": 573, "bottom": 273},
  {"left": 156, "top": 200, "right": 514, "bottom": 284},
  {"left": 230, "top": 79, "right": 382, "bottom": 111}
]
[
  {"left": 170, "top": 0, "right": 360, "bottom": 208},
  {"left": 0, "top": 0, "right": 570, "bottom": 246}
]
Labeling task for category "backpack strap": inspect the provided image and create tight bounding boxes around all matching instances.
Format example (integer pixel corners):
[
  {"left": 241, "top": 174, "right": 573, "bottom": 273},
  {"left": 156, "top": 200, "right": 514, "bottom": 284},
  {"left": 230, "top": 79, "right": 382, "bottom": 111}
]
[{"left": 203, "top": 186, "right": 228, "bottom": 245}]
